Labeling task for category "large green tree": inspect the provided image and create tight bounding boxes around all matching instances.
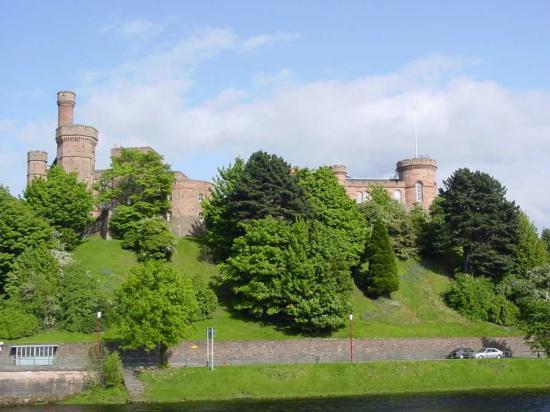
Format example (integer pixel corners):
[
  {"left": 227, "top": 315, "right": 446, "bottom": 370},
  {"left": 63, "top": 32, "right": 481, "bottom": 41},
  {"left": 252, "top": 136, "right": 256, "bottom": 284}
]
[
  {"left": 202, "top": 158, "right": 245, "bottom": 261},
  {"left": 98, "top": 148, "right": 174, "bottom": 239},
  {"left": 24, "top": 166, "right": 94, "bottom": 249},
  {"left": 297, "top": 167, "right": 367, "bottom": 267},
  {"left": 438, "top": 168, "right": 520, "bottom": 280},
  {"left": 0, "top": 187, "right": 52, "bottom": 291},
  {"left": 516, "top": 211, "right": 549, "bottom": 275},
  {"left": 218, "top": 217, "right": 353, "bottom": 332},
  {"left": 115, "top": 261, "right": 199, "bottom": 364},
  {"left": 365, "top": 219, "right": 399, "bottom": 297},
  {"left": 541, "top": 228, "right": 550, "bottom": 255}
]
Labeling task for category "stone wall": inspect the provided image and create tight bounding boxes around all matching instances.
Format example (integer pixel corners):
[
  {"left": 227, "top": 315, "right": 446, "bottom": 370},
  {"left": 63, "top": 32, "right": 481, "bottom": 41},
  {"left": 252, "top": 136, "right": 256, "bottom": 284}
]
[
  {"left": 168, "top": 336, "right": 535, "bottom": 367},
  {"left": 0, "top": 371, "right": 88, "bottom": 406}
]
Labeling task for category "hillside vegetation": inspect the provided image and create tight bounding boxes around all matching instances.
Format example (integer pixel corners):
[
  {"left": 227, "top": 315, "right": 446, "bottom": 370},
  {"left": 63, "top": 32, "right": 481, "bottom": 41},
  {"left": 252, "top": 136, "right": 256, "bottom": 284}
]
[{"left": 17, "top": 235, "right": 517, "bottom": 343}]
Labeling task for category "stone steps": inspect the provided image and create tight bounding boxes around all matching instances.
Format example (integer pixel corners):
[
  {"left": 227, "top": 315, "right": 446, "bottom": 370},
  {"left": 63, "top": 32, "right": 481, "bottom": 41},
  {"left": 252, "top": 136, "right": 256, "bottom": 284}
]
[{"left": 122, "top": 368, "right": 146, "bottom": 403}]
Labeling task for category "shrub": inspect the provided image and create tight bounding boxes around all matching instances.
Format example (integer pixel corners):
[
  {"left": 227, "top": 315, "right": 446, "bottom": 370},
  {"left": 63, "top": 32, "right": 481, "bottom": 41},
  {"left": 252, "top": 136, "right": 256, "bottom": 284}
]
[
  {"left": 102, "top": 350, "right": 123, "bottom": 388},
  {"left": 0, "top": 304, "right": 40, "bottom": 339},
  {"left": 122, "top": 217, "right": 176, "bottom": 262},
  {"left": 191, "top": 275, "right": 218, "bottom": 320},
  {"left": 445, "top": 273, "right": 518, "bottom": 325}
]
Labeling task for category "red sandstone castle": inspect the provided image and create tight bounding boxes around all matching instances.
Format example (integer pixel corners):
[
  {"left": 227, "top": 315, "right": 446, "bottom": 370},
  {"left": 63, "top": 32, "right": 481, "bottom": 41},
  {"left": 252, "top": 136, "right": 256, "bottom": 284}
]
[{"left": 27, "top": 91, "right": 437, "bottom": 236}]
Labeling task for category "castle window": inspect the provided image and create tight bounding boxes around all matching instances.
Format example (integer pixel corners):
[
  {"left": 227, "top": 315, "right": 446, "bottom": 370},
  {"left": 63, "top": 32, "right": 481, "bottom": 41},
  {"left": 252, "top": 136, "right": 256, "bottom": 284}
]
[
  {"left": 198, "top": 193, "right": 205, "bottom": 202},
  {"left": 393, "top": 190, "right": 402, "bottom": 201},
  {"left": 166, "top": 211, "right": 172, "bottom": 222},
  {"left": 198, "top": 212, "right": 204, "bottom": 222},
  {"left": 415, "top": 182, "right": 424, "bottom": 203}
]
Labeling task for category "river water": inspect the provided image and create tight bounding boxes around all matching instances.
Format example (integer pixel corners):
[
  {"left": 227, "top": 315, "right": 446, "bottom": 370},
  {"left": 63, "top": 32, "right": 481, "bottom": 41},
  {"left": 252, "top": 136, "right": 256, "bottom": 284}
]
[{"left": 4, "top": 390, "right": 550, "bottom": 411}]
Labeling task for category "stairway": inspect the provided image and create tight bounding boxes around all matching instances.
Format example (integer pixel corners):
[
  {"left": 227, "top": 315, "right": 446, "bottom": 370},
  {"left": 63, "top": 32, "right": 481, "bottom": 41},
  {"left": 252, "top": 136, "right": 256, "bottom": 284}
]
[{"left": 122, "top": 368, "right": 146, "bottom": 402}]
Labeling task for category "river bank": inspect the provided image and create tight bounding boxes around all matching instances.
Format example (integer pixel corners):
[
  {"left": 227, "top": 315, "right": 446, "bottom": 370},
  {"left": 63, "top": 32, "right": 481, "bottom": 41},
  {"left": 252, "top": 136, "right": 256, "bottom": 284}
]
[{"left": 64, "top": 358, "right": 550, "bottom": 404}]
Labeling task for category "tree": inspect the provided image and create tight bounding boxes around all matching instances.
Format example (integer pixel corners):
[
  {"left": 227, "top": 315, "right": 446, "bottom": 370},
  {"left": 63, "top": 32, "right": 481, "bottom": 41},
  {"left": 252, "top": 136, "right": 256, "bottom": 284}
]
[
  {"left": 232, "top": 151, "right": 308, "bottom": 223},
  {"left": 115, "top": 261, "right": 199, "bottom": 364},
  {"left": 360, "top": 185, "right": 418, "bottom": 260},
  {"left": 0, "top": 302, "right": 40, "bottom": 339},
  {"left": 191, "top": 275, "right": 218, "bottom": 320},
  {"left": 122, "top": 217, "right": 177, "bottom": 262},
  {"left": 297, "top": 167, "right": 367, "bottom": 267},
  {"left": 98, "top": 148, "right": 174, "bottom": 239},
  {"left": 4, "top": 246, "right": 61, "bottom": 327},
  {"left": 0, "top": 186, "right": 52, "bottom": 291},
  {"left": 541, "top": 228, "right": 550, "bottom": 255},
  {"left": 365, "top": 219, "right": 399, "bottom": 297},
  {"left": 59, "top": 264, "right": 103, "bottom": 333},
  {"left": 438, "top": 168, "right": 520, "bottom": 280},
  {"left": 218, "top": 218, "right": 353, "bottom": 332},
  {"left": 202, "top": 158, "right": 245, "bottom": 261},
  {"left": 24, "top": 166, "right": 94, "bottom": 249},
  {"left": 516, "top": 211, "right": 549, "bottom": 275}
]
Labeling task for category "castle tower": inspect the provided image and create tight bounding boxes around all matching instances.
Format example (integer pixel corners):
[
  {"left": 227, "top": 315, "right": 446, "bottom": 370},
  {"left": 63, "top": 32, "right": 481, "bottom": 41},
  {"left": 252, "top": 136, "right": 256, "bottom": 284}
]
[
  {"left": 329, "top": 165, "right": 348, "bottom": 186},
  {"left": 55, "top": 91, "right": 98, "bottom": 186},
  {"left": 396, "top": 157, "right": 437, "bottom": 209},
  {"left": 26, "top": 151, "right": 48, "bottom": 185}
]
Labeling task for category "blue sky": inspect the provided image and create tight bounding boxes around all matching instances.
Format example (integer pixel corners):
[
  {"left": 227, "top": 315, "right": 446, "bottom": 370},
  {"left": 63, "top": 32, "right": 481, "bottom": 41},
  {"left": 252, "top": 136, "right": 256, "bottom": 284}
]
[{"left": 1, "top": 1, "right": 549, "bottom": 227}]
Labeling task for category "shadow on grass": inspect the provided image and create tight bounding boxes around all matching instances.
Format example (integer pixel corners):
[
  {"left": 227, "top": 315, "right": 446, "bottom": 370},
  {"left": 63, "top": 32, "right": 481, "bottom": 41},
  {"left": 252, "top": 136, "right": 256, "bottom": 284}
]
[{"left": 418, "top": 251, "right": 462, "bottom": 278}]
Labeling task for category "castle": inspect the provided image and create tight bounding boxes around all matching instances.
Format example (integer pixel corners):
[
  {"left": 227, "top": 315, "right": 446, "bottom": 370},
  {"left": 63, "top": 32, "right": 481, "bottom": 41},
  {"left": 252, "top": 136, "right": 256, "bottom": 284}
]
[{"left": 27, "top": 91, "right": 437, "bottom": 236}]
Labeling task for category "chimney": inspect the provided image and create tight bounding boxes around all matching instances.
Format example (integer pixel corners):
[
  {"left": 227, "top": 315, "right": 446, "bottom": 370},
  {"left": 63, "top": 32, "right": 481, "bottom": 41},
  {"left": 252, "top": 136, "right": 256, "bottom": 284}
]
[{"left": 57, "top": 91, "right": 76, "bottom": 127}]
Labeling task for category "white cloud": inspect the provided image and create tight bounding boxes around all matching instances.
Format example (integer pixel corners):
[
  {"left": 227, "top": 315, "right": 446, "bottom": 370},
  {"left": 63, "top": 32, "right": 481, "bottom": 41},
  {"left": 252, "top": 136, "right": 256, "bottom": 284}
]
[
  {"left": 240, "top": 31, "right": 299, "bottom": 52},
  {"left": 100, "top": 18, "right": 164, "bottom": 41}
]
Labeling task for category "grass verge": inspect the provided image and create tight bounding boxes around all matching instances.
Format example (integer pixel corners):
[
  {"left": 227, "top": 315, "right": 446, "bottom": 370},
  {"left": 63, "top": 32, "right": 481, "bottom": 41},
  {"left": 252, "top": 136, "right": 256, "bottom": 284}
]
[
  {"left": 139, "top": 359, "right": 550, "bottom": 402},
  {"left": 62, "top": 386, "right": 128, "bottom": 404}
]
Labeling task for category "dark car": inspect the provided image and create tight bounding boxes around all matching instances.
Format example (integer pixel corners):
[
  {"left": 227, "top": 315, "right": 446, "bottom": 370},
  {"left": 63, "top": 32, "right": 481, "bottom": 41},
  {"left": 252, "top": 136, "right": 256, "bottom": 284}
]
[{"left": 449, "top": 348, "right": 475, "bottom": 359}]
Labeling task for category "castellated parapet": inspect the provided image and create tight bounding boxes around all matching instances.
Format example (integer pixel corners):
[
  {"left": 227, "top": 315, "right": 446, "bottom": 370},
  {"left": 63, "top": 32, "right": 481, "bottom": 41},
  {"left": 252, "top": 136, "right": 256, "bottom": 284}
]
[
  {"left": 329, "top": 165, "right": 347, "bottom": 186},
  {"left": 26, "top": 150, "right": 48, "bottom": 185}
]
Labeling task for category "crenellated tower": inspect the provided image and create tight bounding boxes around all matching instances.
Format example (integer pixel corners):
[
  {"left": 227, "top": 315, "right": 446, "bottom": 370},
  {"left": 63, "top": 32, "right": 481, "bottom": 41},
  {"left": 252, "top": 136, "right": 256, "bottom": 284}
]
[
  {"left": 55, "top": 91, "right": 98, "bottom": 186},
  {"left": 396, "top": 157, "right": 438, "bottom": 209},
  {"left": 26, "top": 150, "right": 48, "bottom": 185}
]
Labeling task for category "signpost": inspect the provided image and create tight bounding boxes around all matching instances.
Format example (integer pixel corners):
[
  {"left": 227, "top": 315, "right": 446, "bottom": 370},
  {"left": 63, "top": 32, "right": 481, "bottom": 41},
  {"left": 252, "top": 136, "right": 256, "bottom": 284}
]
[{"left": 206, "top": 327, "right": 215, "bottom": 371}]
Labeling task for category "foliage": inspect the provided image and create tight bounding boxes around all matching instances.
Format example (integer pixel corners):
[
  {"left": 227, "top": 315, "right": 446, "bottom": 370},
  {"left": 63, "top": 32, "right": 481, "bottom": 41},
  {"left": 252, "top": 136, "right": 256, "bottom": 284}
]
[
  {"left": 115, "top": 261, "right": 199, "bottom": 362},
  {"left": 542, "top": 228, "right": 550, "bottom": 255},
  {"left": 232, "top": 151, "right": 308, "bottom": 223},
  {"left": 0, "top": 186, "right": 52, "bottom": 291},
  {"left": 202, "top": 158, "right": 245, "bottom": 262},
  {"left": 219, "top": 217, "right": 353, "bottom": 332},
  {"left": 516, "top": 211, "right": 549, "bottom": 275},
  {"left": 445, "top": 274, "right": 517, "bottom": 326},
  {"left": 59, "top": 264, "right": 103, "bottom": 333},
  {"left": 360, "top": 185, "right": 418, "bottom": 260},
  {"left": 365, "top": 220, "right": 399, "bottom": 297},
  {"left": 417, "top": 197, "right": 453, "bottom": 257},
  {"left": 4, "top": 246, "right": 61, "bottom": 327},
  {"left": 500, "top": 266, "right": 550, "bottom": 354},
  {"left": 122, "top": 217, "right": 176, "bottom": 262},
  {"left": 24, "top": 166, "right": 94, "bottom": 249},
  {"left": 191, "top": 275, "right": 218, "bottom": 320},
  {"left": 102, "top": 350, "right": 124, "bottom": 388},
  {"left": 98, "top": 148, "right": 174, "bottom": 239},
  {"left": 297, "top": 167, "right": 367, "bottom": 267},
  {"left": 437, "top": 168, "right": 520, "bottom": 280},
  {"left": 0, "top": 302, "right": 40, "bottom": 339}
]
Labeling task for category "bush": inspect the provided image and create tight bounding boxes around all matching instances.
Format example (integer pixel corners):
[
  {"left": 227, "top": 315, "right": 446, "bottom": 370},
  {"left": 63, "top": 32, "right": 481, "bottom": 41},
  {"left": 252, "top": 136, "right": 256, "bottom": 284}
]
[
  {"left": 191, "top": 276, "right": 218, "bottom": 320},
  {"left": 445, "top": 274, "right": 518, "bottom": 325},
  {"left": 366, "top": 220, "right": 399, "bottom": 297},
  {"left": 0, "top": 304, "right": 40, "bottom": 339},
  {"left": 102, "top": 350, "right": 123, "bottom": 388},
  {"left": 122, "top": 217, "right": 176, "bottom": 262}
]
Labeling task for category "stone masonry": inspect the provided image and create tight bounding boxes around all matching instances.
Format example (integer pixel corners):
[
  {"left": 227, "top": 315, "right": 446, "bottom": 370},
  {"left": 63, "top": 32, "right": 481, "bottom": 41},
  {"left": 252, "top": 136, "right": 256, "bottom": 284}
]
[{"left": 26, "top": 90, "right": 438, "bottom": 237}]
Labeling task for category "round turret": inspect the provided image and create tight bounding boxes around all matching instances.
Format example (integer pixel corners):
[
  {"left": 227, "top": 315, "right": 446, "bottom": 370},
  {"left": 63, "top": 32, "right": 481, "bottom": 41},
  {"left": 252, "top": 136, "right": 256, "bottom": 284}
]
[
  {"left": 396, "top": 157, "right": 437, "bottom": 209},
  {"left": 57, "top": 91, "right": 76, "bottom": 127},
  {"left": 27, "top": 150, "right": 48, "bottom": 185},
  {"left": 329, "top": 164, "right": 348, "bottom": 186}
]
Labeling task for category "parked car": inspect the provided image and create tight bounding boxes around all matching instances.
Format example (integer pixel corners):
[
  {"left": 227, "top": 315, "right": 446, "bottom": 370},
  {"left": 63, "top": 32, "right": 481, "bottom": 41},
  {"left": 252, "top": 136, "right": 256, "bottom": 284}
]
[
  {"left": 474, "top": 347, "right": 504, "bottom": 359},
  {"left": 449, "top": 348, "right": 475, "bottom": 359}
]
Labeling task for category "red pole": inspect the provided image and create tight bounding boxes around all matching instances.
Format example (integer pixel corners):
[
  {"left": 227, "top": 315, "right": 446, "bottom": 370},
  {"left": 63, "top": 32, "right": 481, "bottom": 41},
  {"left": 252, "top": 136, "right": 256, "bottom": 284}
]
[{"left": 349, "top": 314, "right": 353, "bottom": 363}]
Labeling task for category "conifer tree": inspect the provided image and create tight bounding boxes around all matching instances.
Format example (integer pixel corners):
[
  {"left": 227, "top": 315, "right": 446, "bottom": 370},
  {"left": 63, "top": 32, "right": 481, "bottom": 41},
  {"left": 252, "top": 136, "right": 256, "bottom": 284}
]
[
  {"left": 366, "top": 219, "right": 399, "bottom": 297},
  {"left": 542, "top": 229, "right": 550, "bottom": 255}
]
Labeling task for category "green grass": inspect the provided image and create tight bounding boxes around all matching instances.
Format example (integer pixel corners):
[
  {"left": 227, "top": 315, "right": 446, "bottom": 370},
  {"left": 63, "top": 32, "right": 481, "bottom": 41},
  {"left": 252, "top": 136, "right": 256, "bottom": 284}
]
[
  {"left": 139, "top": 359, "right": 550, "bottom": 402},
  {"left": 17, "top": 236, "right": 519, "bottom": 343},
  {"left": 62, "top": 386, "right": 128, "bottom": 404}
]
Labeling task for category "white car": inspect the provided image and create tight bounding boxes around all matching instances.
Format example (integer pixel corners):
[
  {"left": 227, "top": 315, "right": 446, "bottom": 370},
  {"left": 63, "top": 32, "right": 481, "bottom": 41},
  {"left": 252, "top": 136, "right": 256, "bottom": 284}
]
[{"left": 474, "top": 347, "right": 504, "bottom": 359}]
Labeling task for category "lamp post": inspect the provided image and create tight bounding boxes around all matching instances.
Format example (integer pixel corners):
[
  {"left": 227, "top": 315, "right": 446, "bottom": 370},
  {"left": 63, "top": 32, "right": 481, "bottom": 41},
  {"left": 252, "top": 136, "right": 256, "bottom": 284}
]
[
  {"left": 349, "top": 314, "right": 353, "bottom": 363},
  {"left": 96, "top": 311, "right": 102, "bottom": 357}
]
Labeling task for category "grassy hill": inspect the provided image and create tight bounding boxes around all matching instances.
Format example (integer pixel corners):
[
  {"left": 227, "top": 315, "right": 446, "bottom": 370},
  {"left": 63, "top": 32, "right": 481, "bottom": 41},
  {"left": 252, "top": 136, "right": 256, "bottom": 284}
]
[{"left": 16, "top": 235, "right": 518, "bottom": 343}]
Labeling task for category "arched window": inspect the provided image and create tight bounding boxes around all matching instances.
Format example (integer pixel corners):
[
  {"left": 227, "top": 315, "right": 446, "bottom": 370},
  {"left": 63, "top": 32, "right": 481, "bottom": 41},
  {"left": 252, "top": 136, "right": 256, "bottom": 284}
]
[
  {"left": 393, "top": 190, "right": 402, "bottom": 201},
  {"left": 415, "top": 182, "right": 424, "bottom": 203}
]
